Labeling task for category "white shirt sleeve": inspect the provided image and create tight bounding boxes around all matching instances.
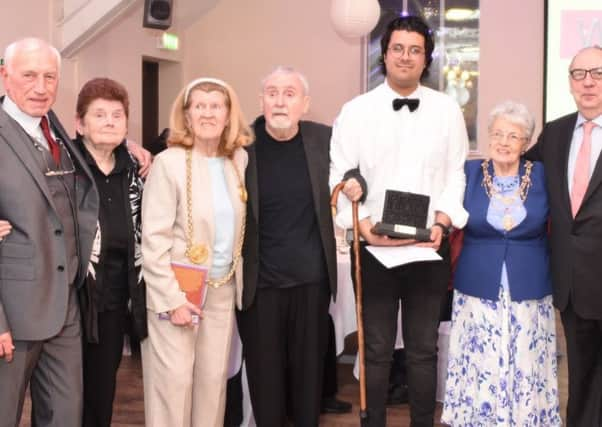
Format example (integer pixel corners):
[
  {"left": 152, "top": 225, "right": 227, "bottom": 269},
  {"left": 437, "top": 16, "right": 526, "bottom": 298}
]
[{"left": 329, "top": 104, "right": 372, "bottom": 229}]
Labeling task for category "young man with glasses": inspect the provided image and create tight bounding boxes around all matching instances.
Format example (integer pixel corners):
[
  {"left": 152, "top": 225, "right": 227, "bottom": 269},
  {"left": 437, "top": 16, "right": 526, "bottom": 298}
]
[
  {"left": 330, "top": 15, "right": 469, "bottom": 427},
  {"left": 527, "top": 45, "right": 602, "bottom": 427}
]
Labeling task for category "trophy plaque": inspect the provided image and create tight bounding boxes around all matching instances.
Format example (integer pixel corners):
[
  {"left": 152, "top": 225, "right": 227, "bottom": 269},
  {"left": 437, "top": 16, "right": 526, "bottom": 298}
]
[{"left": 371, "top": 190, "right": 432, "bottom": 242}]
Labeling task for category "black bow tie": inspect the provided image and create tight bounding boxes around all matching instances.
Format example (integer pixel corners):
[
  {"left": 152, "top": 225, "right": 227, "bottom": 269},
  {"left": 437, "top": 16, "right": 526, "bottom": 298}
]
[{"left": 392, "top": 98, "right": 420, "bottom": 112}]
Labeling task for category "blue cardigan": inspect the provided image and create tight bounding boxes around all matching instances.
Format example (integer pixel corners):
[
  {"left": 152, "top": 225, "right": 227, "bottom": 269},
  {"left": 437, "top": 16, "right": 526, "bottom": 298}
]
[{"left": 453, "top": 159, "right": 552, "bottom": 302}]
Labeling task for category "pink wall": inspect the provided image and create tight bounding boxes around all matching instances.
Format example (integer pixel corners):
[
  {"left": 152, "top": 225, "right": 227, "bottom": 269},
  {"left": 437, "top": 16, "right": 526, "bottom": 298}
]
[
  {"left": 0, "top": 2, "right": 184, "bottom": 143},
  {"left": 182, "top": 0, "right": 364, "bottom": 125},
  {"left": 478, "top": 0, "right": 544, "bottom": 154},
  {"left": 0, "top": 0, "right": 51, "bottom": 47},
  {"left": 183, "top": 0, "right": 544, "bottom": 154},
  {"left": 0, "top": 0, "right": 544, "bottom": 153},
  {"left": 70, "top": 4, "right": 185, "bottom": 143}
]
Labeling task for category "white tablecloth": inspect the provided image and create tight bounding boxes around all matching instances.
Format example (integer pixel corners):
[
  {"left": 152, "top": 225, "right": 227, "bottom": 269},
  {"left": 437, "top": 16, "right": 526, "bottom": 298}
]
[{"left": 329, "top": 252, "right": 405, "bottom": 355}]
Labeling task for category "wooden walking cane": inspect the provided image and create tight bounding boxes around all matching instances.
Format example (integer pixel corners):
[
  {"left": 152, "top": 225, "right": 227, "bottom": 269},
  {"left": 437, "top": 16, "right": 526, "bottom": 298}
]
[{"left": 330, "top": 182, "right": 369, "bottom": 426}]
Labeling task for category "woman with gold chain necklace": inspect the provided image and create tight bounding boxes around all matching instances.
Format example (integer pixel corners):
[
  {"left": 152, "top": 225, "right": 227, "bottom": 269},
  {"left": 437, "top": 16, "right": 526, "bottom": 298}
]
[
  {"left": 441, "top": 101, "right": 561, "bottom": 426},
  {"left": 140, "top": 77, "right": 253, "bottom": 427}
]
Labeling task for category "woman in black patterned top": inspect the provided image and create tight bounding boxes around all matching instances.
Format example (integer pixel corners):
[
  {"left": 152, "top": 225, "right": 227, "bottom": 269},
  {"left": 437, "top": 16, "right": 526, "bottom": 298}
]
[{"left": 74, "top": 78, "right": 147, "bottom": 427}]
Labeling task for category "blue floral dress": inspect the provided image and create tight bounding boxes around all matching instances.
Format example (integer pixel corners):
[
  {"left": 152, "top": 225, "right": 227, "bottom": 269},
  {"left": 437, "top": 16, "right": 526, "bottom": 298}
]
[{"left": 441, "top": 175, "right": 561, "bottom": 426}]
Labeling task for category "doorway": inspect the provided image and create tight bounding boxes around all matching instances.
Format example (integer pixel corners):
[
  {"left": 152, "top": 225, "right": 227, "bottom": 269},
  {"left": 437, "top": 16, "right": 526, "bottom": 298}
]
[{"left": 142, "top": 58, "right": 182, "bottom": 155}]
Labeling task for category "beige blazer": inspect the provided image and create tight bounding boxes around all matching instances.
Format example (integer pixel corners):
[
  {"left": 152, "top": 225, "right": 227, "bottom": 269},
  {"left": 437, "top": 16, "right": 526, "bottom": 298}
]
[{"left": 141, "top": 145, "right": 247, "bottom": 312}]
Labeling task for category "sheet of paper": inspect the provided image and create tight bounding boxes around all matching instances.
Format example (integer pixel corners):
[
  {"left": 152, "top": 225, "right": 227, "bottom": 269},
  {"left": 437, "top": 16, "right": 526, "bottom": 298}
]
[{"left": 366, "top": 245, "right": 442, "bottom": 268}]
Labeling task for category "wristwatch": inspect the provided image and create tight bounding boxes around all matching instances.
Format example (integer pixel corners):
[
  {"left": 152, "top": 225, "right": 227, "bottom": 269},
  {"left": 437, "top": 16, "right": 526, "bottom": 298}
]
[{"left": 432, "top": 222, "right": 450, "bottom": 238}]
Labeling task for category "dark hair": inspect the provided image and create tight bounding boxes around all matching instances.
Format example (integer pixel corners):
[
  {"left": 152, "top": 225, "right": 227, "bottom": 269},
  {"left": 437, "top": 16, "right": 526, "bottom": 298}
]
[
  {"left": 379, "top": 15, "right": 434, "bottom": 80},
  {"left": 76, "top": 78, "right": 130, "bottom": 119}
]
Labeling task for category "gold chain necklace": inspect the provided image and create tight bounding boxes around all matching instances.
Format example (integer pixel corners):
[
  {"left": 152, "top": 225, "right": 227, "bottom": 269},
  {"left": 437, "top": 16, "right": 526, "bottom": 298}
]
[
  {"left": 481, "top": 159, "right": 533, "bottom": 231},
  {"left": 481, "top": 159, "right": 533, "bottom": 201},
  {"left": 185, "top": 148, "right": 247, "bottom": 288}
]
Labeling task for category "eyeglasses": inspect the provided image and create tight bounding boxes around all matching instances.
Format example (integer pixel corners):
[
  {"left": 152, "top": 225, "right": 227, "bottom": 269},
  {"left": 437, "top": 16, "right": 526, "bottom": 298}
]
[
  {"left": 191, "top": 103, "right": 225, "bottom": 114},
  {"left": 489, "top": 130, "right": 527, "bottom": 144},
  {"left": 569, "top": 67, "right": 602, "bottom": 81},
  {"left": 387, "top": 44, "right": 425, "bottom": 58},
  {"left": 33, "top": 138, "right": 76, "bottom": 177}
]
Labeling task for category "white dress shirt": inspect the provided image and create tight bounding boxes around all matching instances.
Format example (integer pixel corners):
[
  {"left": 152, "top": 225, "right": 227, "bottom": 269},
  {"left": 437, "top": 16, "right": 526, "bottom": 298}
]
[
  {"left": 329, "top": 81, "right": 469, "bottom": 229},
  {"left": 567, "top": 113, "right": 602, "bottom": 194},
  {"left": 2, "top": 95, "right": 55, "bottom": 150}
]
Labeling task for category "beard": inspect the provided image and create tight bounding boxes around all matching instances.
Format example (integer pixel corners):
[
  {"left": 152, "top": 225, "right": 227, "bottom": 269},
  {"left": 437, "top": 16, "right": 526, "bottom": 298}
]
[{"left": 266, "top": 114, "right": 292, "bottom": 130}]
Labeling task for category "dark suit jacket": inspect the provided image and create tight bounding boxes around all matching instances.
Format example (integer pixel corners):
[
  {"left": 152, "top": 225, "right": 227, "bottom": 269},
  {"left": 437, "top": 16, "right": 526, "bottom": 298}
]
[
  {"left": 454, "top": 159, "right": 551, "bottom": 301},
  {"left": 0, "top": 105, "right": 99, "bottom": 340},
  {"left": 526, "top": 112, "right": 602, "bottom": 318},
  {"left": 241, "top": 117, "right": 337, "bottom": 309}
]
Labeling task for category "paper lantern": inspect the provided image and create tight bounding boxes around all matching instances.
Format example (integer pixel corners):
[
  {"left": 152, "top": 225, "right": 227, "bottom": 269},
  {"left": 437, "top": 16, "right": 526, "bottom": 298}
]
[{"left": 330, "top": 0, "right": 381, "bottom": 38}]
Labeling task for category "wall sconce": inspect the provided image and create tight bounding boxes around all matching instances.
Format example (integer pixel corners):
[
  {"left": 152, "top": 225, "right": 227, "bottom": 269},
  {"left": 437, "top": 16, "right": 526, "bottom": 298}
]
[{"left": 330, "top": 0, "right": 381, "bottom": 38}]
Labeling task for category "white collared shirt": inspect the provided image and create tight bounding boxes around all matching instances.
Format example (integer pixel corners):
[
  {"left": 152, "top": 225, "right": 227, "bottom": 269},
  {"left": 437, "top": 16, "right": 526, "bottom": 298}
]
[
  {"left": 329, "top": 81, "right": 469, "bottom": 229},
  {"left": 2, "top": 95, "right": 52, "bottom": 150},
  {"left": 567, "top": 113, "right": 602, "bottom": 194}
]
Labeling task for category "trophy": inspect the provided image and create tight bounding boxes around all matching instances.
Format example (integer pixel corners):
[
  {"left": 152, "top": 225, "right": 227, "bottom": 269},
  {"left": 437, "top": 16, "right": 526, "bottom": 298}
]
[{"left": 371, "top": 190, "right": 432, "bottom": 242}]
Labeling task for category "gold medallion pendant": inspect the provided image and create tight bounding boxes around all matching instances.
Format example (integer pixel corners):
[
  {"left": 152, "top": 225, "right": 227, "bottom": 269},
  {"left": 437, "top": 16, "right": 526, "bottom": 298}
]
[
  {"left": 187, "top": 244, "right": 208, "bottom": 264},
  {"left": 239, "top": 186, "right": 248, "bottom": 203},
  {"left": 502, "top": 214, "right": 515, "bottom": 231}
]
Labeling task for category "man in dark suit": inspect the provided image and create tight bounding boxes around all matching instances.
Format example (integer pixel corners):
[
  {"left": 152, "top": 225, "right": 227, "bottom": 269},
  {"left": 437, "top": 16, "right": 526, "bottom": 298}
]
[
  {"left": 0, "top": 38, "right": 99, "bottom": 426},
  {"left": 236, "top": 66, "right": 338, "bottom": 426},
  {"left": 527, "top": 46, "right": 602, "bottom": 427}
]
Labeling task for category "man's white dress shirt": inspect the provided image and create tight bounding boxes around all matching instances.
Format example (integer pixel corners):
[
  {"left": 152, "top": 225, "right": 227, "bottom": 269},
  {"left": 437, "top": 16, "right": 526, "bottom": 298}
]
[{"left": 330, "top": 81, "right": 469, "bottom": 230}]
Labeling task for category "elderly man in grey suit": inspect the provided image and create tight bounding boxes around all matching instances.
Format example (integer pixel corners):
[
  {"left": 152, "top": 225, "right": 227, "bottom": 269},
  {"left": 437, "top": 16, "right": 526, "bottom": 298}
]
[{"left": 0, "top": 38, "right": 99, "bottom": 427}]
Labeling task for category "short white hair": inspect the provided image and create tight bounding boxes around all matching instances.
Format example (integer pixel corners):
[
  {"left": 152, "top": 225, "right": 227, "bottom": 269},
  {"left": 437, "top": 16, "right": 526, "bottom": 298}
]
[
  {"left": 488, "top": 100, "right": 535, "bottom": 140},
  {"left": 260, "top": 66, "right": 309, "bottom": 95},
  {"left": 3, "top": 38, "right": 61, "bottom": 72}
]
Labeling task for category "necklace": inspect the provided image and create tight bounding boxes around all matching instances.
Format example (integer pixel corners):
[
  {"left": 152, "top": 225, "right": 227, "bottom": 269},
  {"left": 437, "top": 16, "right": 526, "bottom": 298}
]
[
  {"left": 185, "top": 148, "right": 247, "bottom": 288},
  {"left": 481, "top": 159, "right": 532, "bottom": 231}
]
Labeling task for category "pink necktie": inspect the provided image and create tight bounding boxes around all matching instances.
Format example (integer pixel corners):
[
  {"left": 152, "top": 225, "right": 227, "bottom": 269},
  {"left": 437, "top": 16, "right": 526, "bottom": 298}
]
[
  {"left": 571, "top": 121, "right": 596, "bottom": 217},
  {"left": 40, "top": 116, "right": 61, "bottom": 165}
]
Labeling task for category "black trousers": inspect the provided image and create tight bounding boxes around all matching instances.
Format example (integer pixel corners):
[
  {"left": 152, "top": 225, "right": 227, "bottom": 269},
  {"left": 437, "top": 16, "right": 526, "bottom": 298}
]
[
  {"left": 352, "top": 241, "right": 450, "bottom": 427},
  {"left": 561, "top": 301, "right": 602, "bottom": 427},
  {"left": 322, "top": 314, "right": 339, "bottom": 399},
  {"left": 82, "top": 307, "right": 127, "bottom": 427},
  {"left": 237, "top": 283, "right": 329, "bottom": 427},
  {"left": 224, "top": 368, "right": 243, "bottom": 427},
  {"left": 224, "top": 312, "right": 338, "bottom": 427}
]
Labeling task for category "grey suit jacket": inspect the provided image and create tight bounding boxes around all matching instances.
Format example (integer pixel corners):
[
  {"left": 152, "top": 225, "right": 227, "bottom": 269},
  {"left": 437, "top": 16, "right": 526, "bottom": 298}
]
[
  {"left": 241, "top": 117, "right": 337, "bottom": 310},
  {"left": 0, "top": 106, "right": 99, "bottom": 340}
]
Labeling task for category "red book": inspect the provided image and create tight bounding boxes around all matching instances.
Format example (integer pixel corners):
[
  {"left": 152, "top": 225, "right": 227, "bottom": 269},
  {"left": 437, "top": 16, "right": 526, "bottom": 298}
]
[
  {"left": 157, "top": 262, "right": 208, "bottom": 324},
  {"left": 170, "top": 261, "right": 208, "bottom": 307}
]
